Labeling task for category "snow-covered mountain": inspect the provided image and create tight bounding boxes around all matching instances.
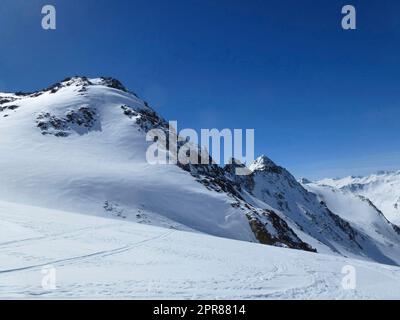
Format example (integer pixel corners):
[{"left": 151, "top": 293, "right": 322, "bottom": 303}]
[
  {"left": 317, "top": 172, "right": 400, "bottom": 225},
  {"left": 1, "top": 76, "right": 400, "bottom": 268},
  {"left": 0, "top": 76, "right": 306, "bottom": 249},
  {"left": 303, "top": 182, "right": 400, "bottom": 266}
]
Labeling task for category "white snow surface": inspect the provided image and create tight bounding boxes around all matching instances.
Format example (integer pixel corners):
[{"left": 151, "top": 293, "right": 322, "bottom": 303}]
[
  {"left": 1, "top": 199, "right": 400, "bottom": 299},
  {"left": 305, "top": 183, "right": 400, "bottom": 266}
]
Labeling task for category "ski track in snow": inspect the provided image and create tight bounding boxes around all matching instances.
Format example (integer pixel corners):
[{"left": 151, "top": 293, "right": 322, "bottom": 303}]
[
  {"left": 0, "top": 230, "right": 175, "bottom": 275},
  {"left": 0, "top": 223, "right": 125, "bottom": 249}
]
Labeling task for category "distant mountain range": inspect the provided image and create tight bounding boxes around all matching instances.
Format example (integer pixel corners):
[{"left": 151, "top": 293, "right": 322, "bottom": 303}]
[{"left": 314, "top": 172, "right": 400, "bottom": 225}]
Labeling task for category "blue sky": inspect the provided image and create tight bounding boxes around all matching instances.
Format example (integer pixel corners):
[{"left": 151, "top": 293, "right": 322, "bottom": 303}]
[{"left": 1, "top": 0, "right": 400, "bottom": 179}]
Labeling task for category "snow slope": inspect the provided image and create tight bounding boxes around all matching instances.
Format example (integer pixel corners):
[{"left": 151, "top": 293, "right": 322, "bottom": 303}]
[
  {"left": 304, "top": 183, "right": 400, "bottom": 266},
  {"left": 318, "top": 172, "right": 400, "bottom": 225},
  {"left": 246, "top": 156, "right": 365, "bottom": 256},
  {"left": 0, "top": 77, "right": 256, "bottom": 242},
  {"left": 0, "top": 77, "right": 322, "bottom": 252},
  {"left": 1, "top": 199, "right": 400, "bottom": 299},
  {"left": 1, "top": 76, "right": 400, "bottom": 268}
]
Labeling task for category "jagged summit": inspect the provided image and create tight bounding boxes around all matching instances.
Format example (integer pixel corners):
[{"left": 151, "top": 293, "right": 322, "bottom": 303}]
[
  {"left": 249, "top": 155, "right": 280, "bottom": 172},
  {"left": 0, "top": 76, "right": 134, "bottom": 99}
]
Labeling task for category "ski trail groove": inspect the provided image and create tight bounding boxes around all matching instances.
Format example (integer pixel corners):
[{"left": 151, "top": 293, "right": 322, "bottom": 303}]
[
  {"left": 0, "top": 222, "right": 125, "bottom": 249},
  {"left": 0, "top": 230, "right": 175, "bottom": 274}
]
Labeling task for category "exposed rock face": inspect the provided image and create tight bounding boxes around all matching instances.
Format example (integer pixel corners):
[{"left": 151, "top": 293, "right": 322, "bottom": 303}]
[
  {"left": 121, "top": 105, "right": 168, "bottom": 131},
  {"left": 36, "top": 106, "right": 99, "bottom": 137},
  {"left": 0, "top": 94, "right": 20, "bottom": 117},
  {"left": 99, "top": 77, "right": 129, "bottom": 92},
  {"left": 0, "top": 105, "right": 19, "bottom": 112},
  {"left": 247, "top": 210, "right": 316, "bottom": 252}
]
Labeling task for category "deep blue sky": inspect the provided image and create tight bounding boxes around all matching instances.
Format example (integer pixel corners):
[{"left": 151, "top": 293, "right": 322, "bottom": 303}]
[{"left": 1, "top": 0, "right": 400, "bottom": 179}]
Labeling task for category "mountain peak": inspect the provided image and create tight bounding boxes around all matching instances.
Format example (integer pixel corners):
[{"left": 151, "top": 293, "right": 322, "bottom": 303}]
[
  {"left": 90, "top": 77, "right": 128, "bottom": 92},
  {"left": 8, "top": 76, "right": 132, "bottom": 98},
  {"left": 249, "top": 155, "right": 279, "bottom": 172},
  {"left": 52, "top": 76, "right": 129, "bottom": 93}
]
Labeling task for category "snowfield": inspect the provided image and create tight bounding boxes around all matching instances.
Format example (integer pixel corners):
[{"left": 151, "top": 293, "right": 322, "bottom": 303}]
[{"left": 1, "top": 200, "right": 400, "bottom": 299}]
